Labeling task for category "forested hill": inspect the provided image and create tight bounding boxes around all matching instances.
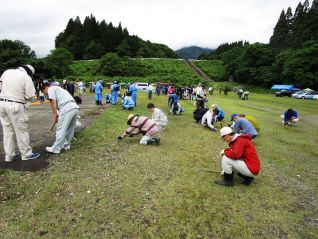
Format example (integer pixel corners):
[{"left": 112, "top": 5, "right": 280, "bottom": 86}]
[
  {"left": 55, "top": 14, "right": 177, "bottom": 60},
  {"left": 176, "top": 46, "right": 212, "bottom": 59},
  {"left": 199, "top": 0, "right": 318, "bottom": 89}
]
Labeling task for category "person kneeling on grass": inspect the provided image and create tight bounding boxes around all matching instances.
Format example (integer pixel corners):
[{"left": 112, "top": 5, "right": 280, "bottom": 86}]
[
  {"left": 281, "top": 108, "right": 299, "bottom": 126},
  {"left": 201, "top": 105, "right": 217, "bottom": 131},
  {"left": 122, "top": 92, "right": 135, "bottom": 110},
  {"left": 231, "top": 113, "right": 258, "bottom": 139},
  {"left": 41, "top": 83, "right": 80, "bottom": 154},
  {"left": 105, "top": 94, "right": 111, "bottom": 104},
  {"left": 147, "top": 103, "right": 168, "bottom": 132},
  {"left": 215, "top": 127, "right": 261, "bottom": 187},
  {"left": 170, "top": 102, "right": 185, "bottom": 115},
  {"left": 117, "top": 114, "right": 160, "bottom": 145}
]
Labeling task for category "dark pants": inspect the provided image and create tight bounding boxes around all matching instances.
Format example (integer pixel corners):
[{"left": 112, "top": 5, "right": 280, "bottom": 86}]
[{"left": 196, "top": 100, "right": 204, "bottom": 110}]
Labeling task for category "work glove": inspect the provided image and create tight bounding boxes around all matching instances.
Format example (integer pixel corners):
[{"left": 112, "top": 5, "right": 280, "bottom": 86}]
[
  {"left": 220, "top": 149, "right": 225, "bottom": 156},
  {"left": 117, "top": 136, "right": 123, "bottom": 141}
]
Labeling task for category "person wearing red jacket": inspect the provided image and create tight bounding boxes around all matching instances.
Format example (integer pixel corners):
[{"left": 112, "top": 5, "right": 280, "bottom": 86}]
[{"left": 215, "top": 127, "right": 261, "bottom": 186}]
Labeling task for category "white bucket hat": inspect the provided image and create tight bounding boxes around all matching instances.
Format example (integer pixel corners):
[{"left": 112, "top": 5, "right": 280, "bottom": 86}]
[{"left": 220, "top": 127, "right": 233, "bottom": 137}]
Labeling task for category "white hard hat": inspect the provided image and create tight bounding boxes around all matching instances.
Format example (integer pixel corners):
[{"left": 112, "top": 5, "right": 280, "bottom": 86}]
[
  {"left": 26, "top": 65, "right": 35, "bottom": 74},
  {"left": 220, "top": 127, "right": 233, "bottom": 137}
]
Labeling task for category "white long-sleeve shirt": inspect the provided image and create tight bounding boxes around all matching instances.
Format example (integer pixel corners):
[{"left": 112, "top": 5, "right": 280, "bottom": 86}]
[
  {"left": 152, "top": 108, "right": 168, "bottom": 127},
  {"left": 0, "top": 67, "right": 35, "bottom": 103},
  {"left": 195, "top": 86, "right": 204, "bottom": 100},
  {"left": 201, "top": 110, "right": 215, "bottom": 129}
]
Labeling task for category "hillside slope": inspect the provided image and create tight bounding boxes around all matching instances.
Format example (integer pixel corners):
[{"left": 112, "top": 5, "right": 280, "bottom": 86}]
[{"left": 69, "top": 58, "right": 221, "bottom": 86}]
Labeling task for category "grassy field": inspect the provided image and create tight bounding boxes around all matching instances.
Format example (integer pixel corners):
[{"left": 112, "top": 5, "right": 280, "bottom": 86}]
[{"left": 0, "top": 91, "right": 318, "bottom": 238}]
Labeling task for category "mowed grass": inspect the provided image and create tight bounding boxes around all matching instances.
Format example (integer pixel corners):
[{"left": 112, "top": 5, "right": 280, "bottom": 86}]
[{"left": 0, "top": 92, "right": 318, "bottom": 238}]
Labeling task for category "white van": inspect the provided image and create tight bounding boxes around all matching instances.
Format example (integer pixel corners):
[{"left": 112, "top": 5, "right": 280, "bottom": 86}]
[{"left": 133, "top": 82, "right": 149, "bottom": 91}]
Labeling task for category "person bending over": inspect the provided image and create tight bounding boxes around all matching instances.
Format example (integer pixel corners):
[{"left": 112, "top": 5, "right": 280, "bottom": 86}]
[
  {"left": 122, "top": 92, "right": 135, "bottom": 110},
  {"left": 117, "top": 114, "right": 160, "bottom": 145},
  {"left": 281, "top": 108, "right": 299, "bottom": 126},
  {"left": 201, "top": 106, "right": 217, "bottom": 131},
  {"left": 231, "top": 113, "right": 258, "bottom": 138},
  {"left": 42, "top": 83, "right": 80, "bottom": 154}
]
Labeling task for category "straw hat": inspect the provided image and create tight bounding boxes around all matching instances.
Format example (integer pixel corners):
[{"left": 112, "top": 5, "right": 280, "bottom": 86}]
[{"left": 127, "top": 114, "right": 138, "bottom": 125}]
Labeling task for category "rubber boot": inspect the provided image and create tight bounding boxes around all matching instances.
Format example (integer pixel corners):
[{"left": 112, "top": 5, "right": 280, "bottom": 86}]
[
  {"left": 99, "top": 101, "right": 102, "bottom": 105},
  {"left": 153, "top": 136, "right": 160, "bottom": 145},
  {"left": 215, "top": 173, "right": 234, "bottom": 186},
  {"left": 146, "top": 139, "right": 155, "bottom": 145},
  {"left": 96, "top": 100, "right": 99, "bottom": 105},
  {"left": 238, "top": 173, "right": 254, "bottom": 185}
]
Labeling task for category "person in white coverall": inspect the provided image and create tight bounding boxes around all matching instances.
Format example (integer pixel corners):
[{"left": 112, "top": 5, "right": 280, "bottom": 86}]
[{"left": 0, "top": 65, "right": 40, "bottom": 162}]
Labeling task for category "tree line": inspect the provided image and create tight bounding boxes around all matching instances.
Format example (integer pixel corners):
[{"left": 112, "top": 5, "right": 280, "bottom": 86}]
[
  {"left": 200, "top": 0, "right": 318, "bottom": 89},
  {"left": 55, "top": 14, "right": 177, "bottom": 60}
]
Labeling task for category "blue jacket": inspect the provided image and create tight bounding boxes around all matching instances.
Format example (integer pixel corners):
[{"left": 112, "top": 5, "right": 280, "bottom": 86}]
[
  {"left": 95, "top": 82, "right": 103, "bottom": 94},
  {"left": 284, "top": 110, "right": 298, "bottom": 123},
  {"left": 106, "top": 94, "right": 111, "bottom": 101},
  {"left": 128, "top": 85, "right": 137, "bottom": 94},
  {"left": 214, "top": 107, "right": 224, "bottom": 118},
  {"left": 123, "top": 97, "right": 135, "bottom": 108},
  {"left": 111, "top": 84, "right": 119, "bottom": 93}
]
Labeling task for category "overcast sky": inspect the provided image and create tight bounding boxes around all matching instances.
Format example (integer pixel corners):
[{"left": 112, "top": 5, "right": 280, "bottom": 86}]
[{"left": 0, "top": 0, "right": 302, "bottom": 57}]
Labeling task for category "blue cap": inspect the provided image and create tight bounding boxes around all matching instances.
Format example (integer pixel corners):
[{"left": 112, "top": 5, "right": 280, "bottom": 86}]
[{"left": 230, "top": 113, "right": 239, "bottom": 121}]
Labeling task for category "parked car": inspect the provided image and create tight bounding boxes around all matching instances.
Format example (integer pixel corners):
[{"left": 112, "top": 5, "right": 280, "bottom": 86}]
[
  {"left": 132, "top": 82, "right": 149, "bottom": 91},
  {"left": 295, "top": 91, "right": 318, "bottom": 99},
  {"left": 291, "top": 90, "right": 306, "bottom": 98},
  {"left": 313, "top": 95, "right": 318, "bottom": 100},
  {"left": 274, "top": 90, "right": 294, "bottom": 97}
]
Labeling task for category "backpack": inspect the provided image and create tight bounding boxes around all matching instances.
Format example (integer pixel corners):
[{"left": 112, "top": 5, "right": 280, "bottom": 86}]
[{"left": 193, "top": 108, "right": 209, "bottom": 123}]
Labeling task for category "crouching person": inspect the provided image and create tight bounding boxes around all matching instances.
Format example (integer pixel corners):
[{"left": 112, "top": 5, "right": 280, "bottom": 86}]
[
  {"left": 147, "top": 103, "right": 168, "bottom": 132},
  {"left": 117, "top": 114, "right": 160, "bottom": 145},
  {"left": 122, "top": 92, "right": 135, "bottom": 110},
  {"left": 281, "top": 108, "right": 299, "bottom": 126},
  {"left": 215, "top": 127, "right": 261, "bottom": 186},
  {"left": 42, "top": 83, "right": 80, "bottom": 153}
]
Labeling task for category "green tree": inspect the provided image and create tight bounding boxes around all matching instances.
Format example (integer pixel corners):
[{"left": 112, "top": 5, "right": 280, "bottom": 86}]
[
  {"left": 270, "top": 10, "right": 291, "bottom": 50},
  {"left": 280, "top": 41, "right": 318, "bottom": 88},
  {"left": 83, "top": 41, "right": 104, "bottom": 59},
  {"left": 0, "top": 39, "right": 36, "bottom": 72},
  {"left": 235, "top": 43, "right": 276, "bottom": 86},
  {"left": 116, "top": 39, "right": 132, "bottom": 57},
  {"left": 45, "top": 48, "right": 74, "bottom": 78}
]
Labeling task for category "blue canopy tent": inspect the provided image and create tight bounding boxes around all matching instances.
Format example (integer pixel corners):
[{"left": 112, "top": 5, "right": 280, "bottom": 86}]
[{"left": 271, "top": 85, "right": 301, "bottom": 91}]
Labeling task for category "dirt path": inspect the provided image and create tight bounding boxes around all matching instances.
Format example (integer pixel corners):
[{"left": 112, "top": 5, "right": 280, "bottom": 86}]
[
  {"left": 0, "top": 96, "right": 108, "bottom": 172},
  {"left": 184, "top": 59, "right": 212, "bottom": 82}
]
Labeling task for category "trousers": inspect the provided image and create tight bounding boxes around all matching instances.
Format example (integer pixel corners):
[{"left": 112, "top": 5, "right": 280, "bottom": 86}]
[
  {"left": 222, "top": 155, "right": 255, "bottom": 177},
  {"left": 52, "top": 109, "right": 79, "bottom": 152},
  {"left": 0, "top": 101, "right": 33, "bottom": 160},
  {"left": 140, "top": 135, "right": 158, "bottom": 145}
]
